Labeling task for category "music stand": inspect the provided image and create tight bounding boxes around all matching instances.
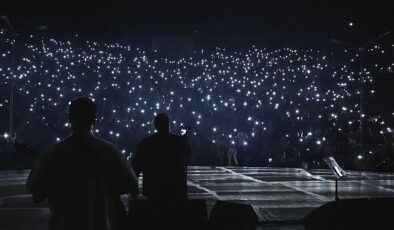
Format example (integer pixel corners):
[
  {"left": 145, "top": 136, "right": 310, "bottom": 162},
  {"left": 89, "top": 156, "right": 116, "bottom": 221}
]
[{"left": 323, "top": 157, "right": 346, "bottom": 201}]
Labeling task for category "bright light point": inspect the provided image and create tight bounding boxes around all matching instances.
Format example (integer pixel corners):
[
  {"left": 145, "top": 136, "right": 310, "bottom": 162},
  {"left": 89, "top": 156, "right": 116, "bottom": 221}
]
[
  {"left": 349, "top": 22, "right": 354, "bottom": 27},
  {"left": 316, "top": 140, "right": 321, "bottom": 145},
  {"left": 3, "top": 132, "right": 9, "bottom": 139},
  {"left": 357, "top": 155, "right": 363, "bottom": 160}
]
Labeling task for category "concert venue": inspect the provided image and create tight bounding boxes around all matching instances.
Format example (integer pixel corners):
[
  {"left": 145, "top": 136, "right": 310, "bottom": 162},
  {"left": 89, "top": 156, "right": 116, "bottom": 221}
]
[{"left": 0, "top": 1, "right": 393, "bottom": 229}]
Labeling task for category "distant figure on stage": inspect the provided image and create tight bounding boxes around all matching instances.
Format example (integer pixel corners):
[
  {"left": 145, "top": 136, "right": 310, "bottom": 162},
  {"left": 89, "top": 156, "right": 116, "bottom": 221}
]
[
  {"left": 26, "top": 97, "right": 138, "bottom": 230},
  {"left": 227, "top": 146, "right": 239, "bottom": 166},
  {"left": 132, "top": 113, "right": 191, "bottom": 207}
]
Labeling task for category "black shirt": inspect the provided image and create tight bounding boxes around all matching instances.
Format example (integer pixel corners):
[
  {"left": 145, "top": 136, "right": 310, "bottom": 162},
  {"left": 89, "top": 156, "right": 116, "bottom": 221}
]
[
  {"left": 26, "top": 133, "right": 138, "bottom": 230},
  {"left": 132, "top": 132, "right": 190, "bottom": 203}
]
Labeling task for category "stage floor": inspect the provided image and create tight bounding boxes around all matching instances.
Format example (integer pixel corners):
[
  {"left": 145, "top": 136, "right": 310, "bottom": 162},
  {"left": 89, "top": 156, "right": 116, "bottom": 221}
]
[{"left": 1, "top": 166, "right": 394, "bottom": 229}]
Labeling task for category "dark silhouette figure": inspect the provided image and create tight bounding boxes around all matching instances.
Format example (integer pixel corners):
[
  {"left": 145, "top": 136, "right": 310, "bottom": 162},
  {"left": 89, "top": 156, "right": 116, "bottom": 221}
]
[
  {"left": 26, "top": 97, "right": 138, "bottom": 230},
  {"left": 131, "top": 113, "right": 191, "bottom": 221}
]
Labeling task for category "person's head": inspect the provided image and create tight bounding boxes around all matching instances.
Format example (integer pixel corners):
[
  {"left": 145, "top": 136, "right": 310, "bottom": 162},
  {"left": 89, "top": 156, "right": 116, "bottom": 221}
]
[
  {"left": 68, "top": 97, "right": 96, "bottom": 132},
  {"left": 153, "top": 113, "right": 170, "bottom": 133}
]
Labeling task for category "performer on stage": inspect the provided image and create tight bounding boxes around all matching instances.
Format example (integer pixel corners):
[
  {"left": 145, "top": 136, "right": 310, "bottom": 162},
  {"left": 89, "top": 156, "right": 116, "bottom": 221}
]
[{"left": 227, "top": 145, "right": 239, "bottom": 166}]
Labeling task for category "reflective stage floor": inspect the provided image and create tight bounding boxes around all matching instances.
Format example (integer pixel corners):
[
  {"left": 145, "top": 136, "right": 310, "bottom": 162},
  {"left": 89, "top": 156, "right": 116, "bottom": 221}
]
[{"left": 2, "top": 166, "right": 394, "bottom": 229}]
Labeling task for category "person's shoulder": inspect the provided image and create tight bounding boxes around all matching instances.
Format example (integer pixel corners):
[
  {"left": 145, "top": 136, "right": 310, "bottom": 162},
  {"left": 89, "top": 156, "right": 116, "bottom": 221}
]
[
  {"left": 169, "top": 133, "right": 183, "bottom": 141},
  {"left": 49, "top": 136, "right": 72, "bottom": 152},
  {"left": 140, "top": 134, "right": 157, "bottom": 144},
  {"left": 169, "top": 132, "right": 180, "bottom": 137},
  {"left": 40, "top": 138, "right": 69, "bottom": 160},
  {"left": 91, "top": 136, "right": 119, "bottom": 153}
]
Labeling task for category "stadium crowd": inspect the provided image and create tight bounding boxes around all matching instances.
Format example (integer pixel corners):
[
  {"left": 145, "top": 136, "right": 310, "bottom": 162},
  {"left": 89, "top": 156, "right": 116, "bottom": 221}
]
[{"left": 0, "top": 33, "right": 393, "bottom": 170}]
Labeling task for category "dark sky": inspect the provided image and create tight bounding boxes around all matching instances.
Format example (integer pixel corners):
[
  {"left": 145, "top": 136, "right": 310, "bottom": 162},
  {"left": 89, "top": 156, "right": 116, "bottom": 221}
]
[{"left": 1, "top": 0, "right": 393, "bottom": 45}]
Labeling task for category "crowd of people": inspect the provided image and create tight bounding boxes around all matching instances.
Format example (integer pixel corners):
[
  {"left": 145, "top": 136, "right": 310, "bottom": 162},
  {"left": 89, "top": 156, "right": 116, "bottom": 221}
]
[{"left": 0, "top": 33, "right": 393, "bottom": 170}]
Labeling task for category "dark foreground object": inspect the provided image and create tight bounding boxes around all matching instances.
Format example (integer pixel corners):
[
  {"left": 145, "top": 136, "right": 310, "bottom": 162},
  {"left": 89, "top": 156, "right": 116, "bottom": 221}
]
[
  {"left": 209, "top": 201, "right": 258, "bottom": 230},
  {"left": 129, "top": 197, "right": 394, "bottom": 229},
  {"left": 129, "top": 199, "right": 258, "bottom": 230},
  {"left": 303, "top": 197, "right": 394, "bottom": 230},
  {"left": 129, "top": 199, "right": 208, "bottom": 230},
  {"left": 2, "top": 167, "right": 394, "bottom": 229}
]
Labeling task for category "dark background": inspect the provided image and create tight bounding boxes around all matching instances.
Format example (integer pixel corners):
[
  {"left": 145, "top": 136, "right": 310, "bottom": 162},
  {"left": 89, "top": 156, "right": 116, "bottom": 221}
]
[{"left": 1, "top": 0, "right": 393, "bottom": 47}]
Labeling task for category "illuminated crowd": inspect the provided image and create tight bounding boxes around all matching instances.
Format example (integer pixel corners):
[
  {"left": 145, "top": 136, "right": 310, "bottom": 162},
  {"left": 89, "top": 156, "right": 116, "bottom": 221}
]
[{"left": 0, "top": 33, "right": 393, "bottom": 169}]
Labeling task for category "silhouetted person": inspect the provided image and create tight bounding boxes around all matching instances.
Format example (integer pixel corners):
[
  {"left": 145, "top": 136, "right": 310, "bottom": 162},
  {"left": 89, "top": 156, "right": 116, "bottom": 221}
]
[
  {"left": 26, "top": 97, "right": 138, "bottom": 230},
  {"left": 131, "top": 113, "right": 190, "bottom": 223},
  {"left": 227, "top": 146, "right": 238, "bottom": 166}
]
